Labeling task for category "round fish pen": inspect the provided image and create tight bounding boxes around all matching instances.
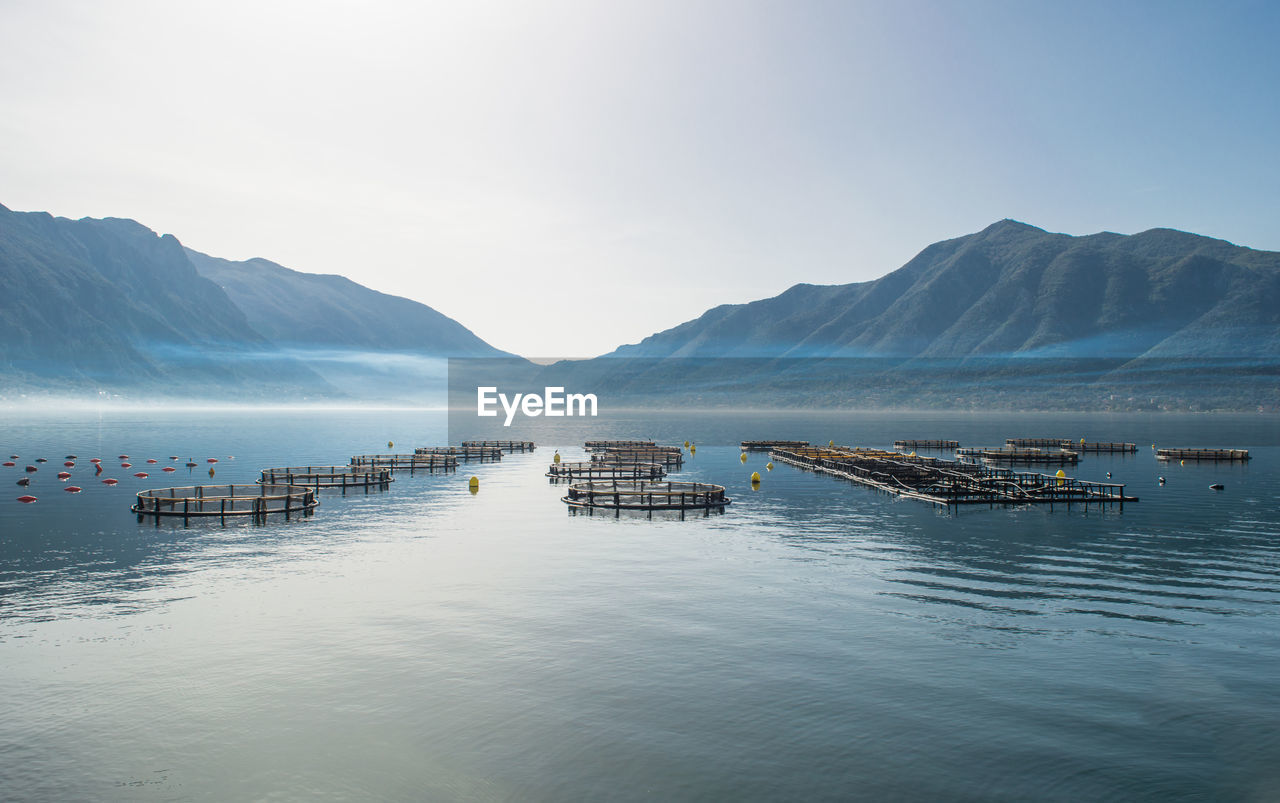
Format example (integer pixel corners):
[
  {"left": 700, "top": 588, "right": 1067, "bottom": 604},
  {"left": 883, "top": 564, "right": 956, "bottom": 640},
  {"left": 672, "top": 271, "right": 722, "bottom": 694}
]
[
  {"left": 415, "top": 445, "right": 503, "bottom": 462},
  {"left": 546, "top": 461, "right": 666, "bottom": 480},
  {"left": 350, "top": 454, "right": 458, "bottom": 473},
  {"left": 259, "top": 465, "right": 392, "bottom": 492},
  {"left": 133, "top": 484, "right": 318, "bottom": 522},
  {"left": 462, "top": 440, "right": 536, "bottom": 453},
  {"left": 593, "top": 448, "right": 684, "bottom": 469},
  {"left": 584, "top": 439, "right": 656, "bottom": 451},
  {"left": 562, "top": 480, "right": 730, "bottom": 517}
]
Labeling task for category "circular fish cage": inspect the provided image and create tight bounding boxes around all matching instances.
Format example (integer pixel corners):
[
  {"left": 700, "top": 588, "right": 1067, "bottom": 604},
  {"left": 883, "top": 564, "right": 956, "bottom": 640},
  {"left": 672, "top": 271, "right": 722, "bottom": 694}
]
[
  {"left": 414, "top": 445, "right": 503, "bottom": 462},
  {"left": 592, "top": 448, "right": 684, "bottom": 468},
  {"left": 562, "top": 480, "right": 730, "bottom": 515},
  {"left": 350, "top": 454, "right": 458, "bottom": 472},
  {"left": 584, "top": 439, "right": 656, "bottom": 451},
  {"left": 259, "top": 465, "right": 393, "bottom": 491},
  {"left": 132, "top": 484, "right": 318, "bottom": 520},
  {"left": 546, "top": 461, "right": 666, "bottom": 480},
  {"left": 461, "top": 440, "right": 536, "bottom": 453}
]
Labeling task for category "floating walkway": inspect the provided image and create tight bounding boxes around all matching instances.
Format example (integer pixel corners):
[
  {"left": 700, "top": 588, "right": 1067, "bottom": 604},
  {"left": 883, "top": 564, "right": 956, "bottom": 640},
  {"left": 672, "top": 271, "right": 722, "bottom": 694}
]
[
  {"left": 350, "top": 454, "right": 458, "bottom": 472},
  {"left": 592, "top": 447, "right": 684, "bottom": 468},
  {"left": 133, "top": 484, "right": 318, "bottom": 521},
  {"left": 415, "top": 445, "right": 503, "bottom": 462},
  {"left": 562, "top": 480, "right": 730, "bottom": 517},
  {"left": 584, "top": 439, "right": 656, "bottom": 451},
  {"left": 462, "top": 440, "right": 535, "bottom": 452},
  {"left": 958, "top": 447, "right": 1080, "bottom": 465},
  {"left": 741, "top": 440, "right": 809, "bottom": 451},
  {"left": 894, "top": 439, "right": 959, "bottom": 450},
  {"left": 547, "top": 461, "right": 666, "bottom": 480},
  {"left": 259, "top": 465, "right": 392, "bottom": 491},
  {"left": 1156, "top": 448, "right": 1250, "bottom": 462},
  {"left": 770, "top": 446, "right": 1135, "bottom": 509}
]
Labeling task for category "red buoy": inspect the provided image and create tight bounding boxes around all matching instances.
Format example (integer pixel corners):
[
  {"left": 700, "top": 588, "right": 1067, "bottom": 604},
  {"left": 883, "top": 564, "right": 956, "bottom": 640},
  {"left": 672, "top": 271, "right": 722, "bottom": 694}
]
[
  {"left": 2, "top": 462, "right": 14, "bottom": 467},
  {"left": 118, "top": 455, "right": 129, "bottom": 459},
  {"left": 207, "top": 458, "right": 218, "bottom": 463},
  {"left": 16, "top": 478, "right": 30, "bottom": 486},
  {"left": 146, "top": 459, "right": 158, "bottom": 464},
  {"left": 25, "top": 465, "right": 37, "bottom": 473},
  {"left": 64, "top": 486, "right": 82, "bottom": 493},
  {"left": 57, "top": 471, "right": 71, "bottom": 479},
  {"left": 162, "top": 466, "right": 176, "bottom": 472},
  {"left": 66, "top": 455, "right": 77, "bottom": 460},
  {"left": 134, "top": 472, "right": 149, "bottom": 478},
  {"left": 121, "top": 462, "right": 132, "bottom": 468},
  {"left": 90, "top": 458, "right": 101, "bottom": 464},
  {"left": 17, "top": 495, "right": 37, "bottom": 503},
  {"left": 102, "top": 478, "right": 119, "bottom": 486},
  {"left": 95, "top": 464, "right": 103, "bottom": 474},
  {"left": 64, "top": 461, "right": 75, "bottom": 467}
]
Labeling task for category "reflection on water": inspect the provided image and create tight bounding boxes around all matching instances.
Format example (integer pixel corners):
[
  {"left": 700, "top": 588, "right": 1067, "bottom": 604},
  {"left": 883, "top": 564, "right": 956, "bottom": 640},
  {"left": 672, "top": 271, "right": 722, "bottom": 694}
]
[{"left": 1, "top": 409, "right": 1278, "bottom": 800}]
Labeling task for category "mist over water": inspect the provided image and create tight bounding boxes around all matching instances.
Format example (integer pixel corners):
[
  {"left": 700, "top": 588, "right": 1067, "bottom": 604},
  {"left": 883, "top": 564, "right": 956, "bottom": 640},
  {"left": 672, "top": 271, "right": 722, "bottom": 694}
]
[{"left": 1, "top": 408, "right": 1278, "bottom": 800}]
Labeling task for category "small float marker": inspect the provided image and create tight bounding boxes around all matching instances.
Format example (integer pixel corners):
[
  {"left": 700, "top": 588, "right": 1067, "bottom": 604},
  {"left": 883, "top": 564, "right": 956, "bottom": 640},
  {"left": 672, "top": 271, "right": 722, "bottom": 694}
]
[
  {"left": 766, "top": 462, "right": 773, "bottom": 471},
  {"left": 17, "top": 495, "right": 37, "bottom": 503},
  {"left": 208, "top": 467, "right": 216, "bottom": 477},
  {"left": 16, "top": 478, "right": 30, "bottom": 486},
  {"left": 1210, "top": 483, "right": 1224, "bottom": 491},
  {"left": 102, "top": 478, "right": 119, "bottom": 486},
  {"left": 740, "top": 453, "right": 748, "bottom": 463},
  {"left": 64, "top": 486, "right": 82, "bottom": 493},
  {"left": 388, "top": 441, "right": 394, "bottom": 449},
  {"left": 162, "top": 466, "right": 176, "bottom": 472},
  {"left": 134, "top": 472, "right": 149, "bottom": 478},
  {"left": 750, "top": 471, "right": 761, "bottom": 483},
  {"left": 553, "top": 451, "right": 561, "bottom": 464},
  {"left": 2, "top": 462, "right": 14, "bottom": 467},
  {"left": 25, "top": 465, "right": 37, "bottom": 473},
  {"left": 64, "top": 461, "right": 75, "bottom": 467},
  {"left": 207, "top": 458, "right": 218, "bottom": 463},
  {"left": 468, "top": 475, "right": 479, "bottom": 493},
  {"left": 57, "top": 471, "right": 71, "bottom": 480},
  {"left": 121, "top": 462, "right": 132, "bottom": 468},
  {"left": 146, "top": 459, "right": 158, "bottom": 464}
]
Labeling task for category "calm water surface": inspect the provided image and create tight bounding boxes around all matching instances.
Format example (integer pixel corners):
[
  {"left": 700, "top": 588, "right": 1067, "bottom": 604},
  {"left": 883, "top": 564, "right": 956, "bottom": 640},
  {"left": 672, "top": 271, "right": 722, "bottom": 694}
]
[{"left": 1, "top": 408, "right": 1278, "bottom": 801}]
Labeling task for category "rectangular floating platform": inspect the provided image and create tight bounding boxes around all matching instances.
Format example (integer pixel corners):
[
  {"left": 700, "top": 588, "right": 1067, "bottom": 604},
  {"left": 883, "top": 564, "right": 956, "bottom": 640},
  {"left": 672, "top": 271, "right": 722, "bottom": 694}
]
[
  {"left": 1156, "top": 448, "right": 1250, "bottom": 462},
  {"left": 770, "top": 446, "right": 1134, "bottom": 508},
  {"left": 741, "top": 440, "right": 810, "bottom": 451},
  {"left": 350, "top": 454, "right": 458, "bottom": 472},
  {"left": 894, "top": 439, "right": 960, "bottom": 450},
  {"left": 415, "top": 445, "right": 503, "bottom": 462},
  {"left": 584, "top": 439, "right": 656, "bottom": 451},
  {"left": 462, "top": 440, "right": 536, "bottom": 452},
  {"left": 958, "top": 447, "right": 1080, "bottom": 465}
]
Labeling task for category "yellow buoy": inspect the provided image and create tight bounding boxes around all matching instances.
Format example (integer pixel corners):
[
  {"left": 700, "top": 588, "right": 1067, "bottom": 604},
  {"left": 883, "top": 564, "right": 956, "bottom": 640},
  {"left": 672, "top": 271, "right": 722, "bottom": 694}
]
[
  {"left": 684, "top": 440, "right": 690, "bottom": 448},
  {"left": 765, "top": 462, "right": 773, "bottom": 471},
  {"left": 208, "top": 466, "right": 215, "bottom": 477},
  {"left": 740, "top": 453, "right": 747, "bottom": 463},
  {"left": 828, "top": 439, "right": 834, "bottom": 447},
  {"left": 553, "top": 451, "right": 561, "bottom": 464},
  {"left": 690, "top": 445, "right": 696, "bottom": 454},
  {"left": 388, "top": 441, "right": 394, "bottom": 448},
  {"left": 1055, "top": 468, "right": 1065, "bottom": 486},
  {"left": 750, "top": 471, "right": 761, "bottom": 483},
  {"left": 468, "top": 476, "right": 479, "bottom": 492},
  {"left": 910, "top": 451, "right": 916, "bottom": 457}
]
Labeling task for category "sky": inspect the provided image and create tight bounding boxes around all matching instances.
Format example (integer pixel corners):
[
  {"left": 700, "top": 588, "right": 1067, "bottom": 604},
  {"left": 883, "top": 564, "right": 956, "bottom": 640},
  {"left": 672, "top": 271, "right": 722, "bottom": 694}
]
[{"left": 2, "top": 0, "right": 1278, "bottom": 357}]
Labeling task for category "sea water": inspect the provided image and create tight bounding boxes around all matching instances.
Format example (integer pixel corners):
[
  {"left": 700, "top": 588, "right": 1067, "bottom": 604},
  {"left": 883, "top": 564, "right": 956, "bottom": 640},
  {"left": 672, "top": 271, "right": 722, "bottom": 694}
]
[{"left": 1, "top": 408, "right": 1277, "bottom": 800}]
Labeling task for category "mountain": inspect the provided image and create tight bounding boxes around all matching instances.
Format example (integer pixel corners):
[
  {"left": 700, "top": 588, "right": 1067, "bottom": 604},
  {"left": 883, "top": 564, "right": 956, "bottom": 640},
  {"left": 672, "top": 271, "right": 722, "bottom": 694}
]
[
  {"left": 185, "top": 250, "right": 504, "bottom": 357},
  {"left": 611, "top": 220, "right": 1280, "bottom": 361},
  {"left": 0, "top": 204, "right": 508, "bottom": 400},
  {"left": 0, "top": 203, "right": 327, "bottom": 395},
  {"left": 577, "top": 221, "right": 1280, "bottom": 410}
]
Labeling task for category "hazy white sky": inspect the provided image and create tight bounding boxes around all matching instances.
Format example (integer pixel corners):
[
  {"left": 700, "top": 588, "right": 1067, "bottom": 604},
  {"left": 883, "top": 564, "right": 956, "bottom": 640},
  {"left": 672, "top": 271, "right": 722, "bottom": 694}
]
[{"left": 2, "top": 0, "right": 1278, "bottom": 356}]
